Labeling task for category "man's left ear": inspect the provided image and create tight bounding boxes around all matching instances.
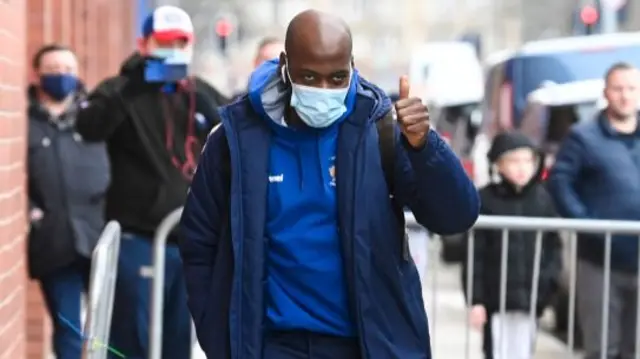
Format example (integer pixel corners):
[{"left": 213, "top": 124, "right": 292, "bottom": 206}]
[{"left": 351, "top": 57, "right": 355, "bottom": 69}]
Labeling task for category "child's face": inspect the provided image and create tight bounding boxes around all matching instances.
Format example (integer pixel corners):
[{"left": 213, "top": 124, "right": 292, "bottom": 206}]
[{"left": 496, "top": 148, "right": 537, "bottom": 187}]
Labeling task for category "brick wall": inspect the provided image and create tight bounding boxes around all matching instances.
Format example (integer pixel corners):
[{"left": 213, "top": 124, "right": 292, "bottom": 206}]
[
  {"left": 27, "top": 0, "right": 135, "bottom": 87},
  {"left": 0, "top": 1, "right": 137, "bottom": 358},
  {"left": 0, "top": 0, "right": 29, "bottom": 358}
]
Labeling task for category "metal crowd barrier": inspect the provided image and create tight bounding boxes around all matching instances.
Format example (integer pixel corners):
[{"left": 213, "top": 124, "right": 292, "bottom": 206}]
[
  {"left": 84, "top": 221, "right": 122, "bottom": 359},
  {"left": 405, "top": 213, "right": 640, "bottom": 359},
  {"left": 145, "top": 208, "right": 640, "bottom": 358},
  {"left": 149, "top": 207, "right": 185, "bottom": 359}
]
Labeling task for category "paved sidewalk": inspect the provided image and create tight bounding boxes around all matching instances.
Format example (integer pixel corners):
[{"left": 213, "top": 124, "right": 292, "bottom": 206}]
[{"left": 423, "top": 259, "right": 569, "bottom": 359}]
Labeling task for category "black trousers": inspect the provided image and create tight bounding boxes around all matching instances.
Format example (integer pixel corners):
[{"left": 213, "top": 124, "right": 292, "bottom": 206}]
[
  {"left": 263, "top": 331, "right": 360, "bottom": 359},
  {"left": 483, "top": 319, "right": 493, "bottom": 359}
]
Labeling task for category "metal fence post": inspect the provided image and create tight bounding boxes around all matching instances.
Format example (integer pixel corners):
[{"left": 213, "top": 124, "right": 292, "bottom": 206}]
[
  {"left": 404, "top": 213, "right": 640, "bottom": 358},
  {"left": 84, "top": 221, "right": 122, "bottom": 359},
  {"left": 149, "top": 207, "right": 184, "bottom": 359}
]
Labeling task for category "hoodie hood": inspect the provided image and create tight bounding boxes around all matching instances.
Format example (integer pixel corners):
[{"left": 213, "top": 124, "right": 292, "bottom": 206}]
[
  {"left": 119, "top": 52, "right": 148, "bottom": 81},
  {"left": 246, "top": 59, "right": 388, "bottom": 138},
  {"left": 488, "top": 132, "right": 536, "bottom": 162}
]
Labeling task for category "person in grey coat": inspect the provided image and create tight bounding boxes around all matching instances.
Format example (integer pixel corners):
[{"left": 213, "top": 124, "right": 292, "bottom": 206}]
[{"left": 27, "top": 44, "right": 110, "bottom": 359}]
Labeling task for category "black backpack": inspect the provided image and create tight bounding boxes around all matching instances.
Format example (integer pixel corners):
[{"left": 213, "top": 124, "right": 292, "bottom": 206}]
[{"left": 218, "top": 112, "right": 409, "bottom": 260}]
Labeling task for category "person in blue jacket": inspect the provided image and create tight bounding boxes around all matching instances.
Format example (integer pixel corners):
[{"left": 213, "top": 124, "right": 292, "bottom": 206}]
[
  {"left": 548, "top": 62, "right": 640, "bottom": 359},
  {"left": 180, "top": 10, "right": 480, "bottom": 359}
]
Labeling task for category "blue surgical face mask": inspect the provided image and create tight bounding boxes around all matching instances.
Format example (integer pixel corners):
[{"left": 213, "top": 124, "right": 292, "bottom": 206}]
[
  {"left": 144, "top": 48, "right": 192, "bottom": 83},
  {"left": 150, "top": 48, "right": 192, "bottom": 65},
  {"left": 286, "top": 65, "right": 352, "bottom": 128},
  {"left": 39, "top": 73, "right": 78, "bottom": 102}
]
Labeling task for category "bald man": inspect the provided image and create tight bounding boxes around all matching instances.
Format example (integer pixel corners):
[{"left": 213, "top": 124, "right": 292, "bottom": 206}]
[{"left": 180, "top": 10, "right": 479, "bottom": 359}]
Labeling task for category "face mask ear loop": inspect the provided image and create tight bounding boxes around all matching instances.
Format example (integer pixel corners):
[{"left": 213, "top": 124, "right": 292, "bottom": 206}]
[
  {"left": 281, "top": 65, "right": 287, "bottom": 84},
  {"left": 284, "top": 57, "right": 294, "bottom": 85}
]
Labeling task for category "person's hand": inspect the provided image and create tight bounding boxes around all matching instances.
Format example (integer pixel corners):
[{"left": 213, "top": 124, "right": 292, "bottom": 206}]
[
  {"left": 394, "top": 75, "right": 430, "bottom": 149},
  {"left": 29, "top": 208, "right": 44, "bottom": 222},
  {"left": 469, "top": 304, "right": 487, "bottom": 330}
]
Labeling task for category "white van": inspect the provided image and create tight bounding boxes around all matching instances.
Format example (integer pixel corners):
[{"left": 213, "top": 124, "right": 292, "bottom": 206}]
[
  {"left": 409, "top": 42, "right": 483, "bottom": 173},
  {"left": 409, "top": 41, "right": 484, "bottom": 108}
]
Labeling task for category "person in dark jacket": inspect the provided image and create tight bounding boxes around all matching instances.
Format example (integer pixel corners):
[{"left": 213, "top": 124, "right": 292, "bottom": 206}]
[
  {"left": 28, "top": 44, "right": 110, "bottom": 359},
  {"left": 74, "top": 5, "right": 228, "bottom": 359},
  {"left": 462, "top": 132, "right": 562, "bottom": 359},
  {"left": 548, "top": 62, "right": 640, "bottom": 359},
  {"left": 179, "top": 10, "right": 479, "bottom": 359}
]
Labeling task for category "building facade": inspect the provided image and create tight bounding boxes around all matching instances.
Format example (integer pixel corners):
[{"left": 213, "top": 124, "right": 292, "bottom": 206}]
[{"left": 0, "top": 0, "right": 134, "bottom": 357}]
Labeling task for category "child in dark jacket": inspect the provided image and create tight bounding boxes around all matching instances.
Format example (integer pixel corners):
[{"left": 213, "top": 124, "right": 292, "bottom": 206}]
[{"left": 462, "top": 132, "right": 562, "bottom": 359}]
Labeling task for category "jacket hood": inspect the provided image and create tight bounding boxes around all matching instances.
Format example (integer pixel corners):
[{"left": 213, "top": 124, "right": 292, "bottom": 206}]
[
  {"left": 488, "top": 131, "right": 536, "bottom": 162},
  {"left": 119, "top": 52, "right": 147, "bottom": 78},
  {"left": 246, "top": 59, "right": 390, "bottom": 138}
]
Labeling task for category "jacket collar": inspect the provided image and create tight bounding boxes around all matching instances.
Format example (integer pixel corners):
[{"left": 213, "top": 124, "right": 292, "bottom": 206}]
[{"left": 598, "top": 110, "right": 640, "bottom": 137}]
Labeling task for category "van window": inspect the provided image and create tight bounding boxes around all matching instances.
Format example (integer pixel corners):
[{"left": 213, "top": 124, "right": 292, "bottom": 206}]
[
  {"left": 546, "top": 105, "right": 578, "bottom": 143},
  {"left": 515, "top": 46, "right": 640, "bottom": 118},
  {"left": 520, "top": 102, "right": 546, "bottom": 144},
  {"left": 482, "top": 61, "right": 508, "bottom": 136}
]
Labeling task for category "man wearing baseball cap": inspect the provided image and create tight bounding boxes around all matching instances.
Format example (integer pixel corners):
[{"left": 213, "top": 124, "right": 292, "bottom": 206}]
[{"left": 75, "top": 5, "right": 229, "bottom": 358}]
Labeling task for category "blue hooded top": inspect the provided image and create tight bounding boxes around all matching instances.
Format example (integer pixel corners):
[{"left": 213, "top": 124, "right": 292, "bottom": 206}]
[
  {"left": 179, "top": 59, "right": 480, "bottom": 359},
  {"left": 247, "top": 60, "right": 359, "bottom": 335}
]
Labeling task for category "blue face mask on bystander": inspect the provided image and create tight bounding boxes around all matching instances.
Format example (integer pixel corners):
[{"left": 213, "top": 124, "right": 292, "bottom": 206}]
[
  {"left": 144, "top": 48, "right": 192, "bottom": 83},
  {"left": 286, "top": 64, "right": 352, "bottom": 128},
  {"left": 40, "top": 73, "right": 78, "bottom": 102}
]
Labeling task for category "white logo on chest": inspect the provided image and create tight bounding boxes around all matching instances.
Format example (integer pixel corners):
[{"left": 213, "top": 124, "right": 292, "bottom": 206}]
[{"left": 268, "top": 174, "right": 284, "bottom": 183}]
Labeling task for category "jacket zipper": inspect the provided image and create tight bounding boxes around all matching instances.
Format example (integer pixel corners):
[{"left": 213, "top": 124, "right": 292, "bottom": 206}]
[
  {"left": 51, "top": 128, "right": 70, "bottom": 215},
  {"left": 351, "top": 124, "right": 369, "bottom": 357},
  {"left": 229, "top": 125, "right": 244, "bottom": 359}
]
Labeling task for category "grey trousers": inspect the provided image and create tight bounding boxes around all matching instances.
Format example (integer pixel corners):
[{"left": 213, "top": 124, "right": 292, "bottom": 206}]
[{"left": 577, "top": 260, "right": 638, "bottom": 359}]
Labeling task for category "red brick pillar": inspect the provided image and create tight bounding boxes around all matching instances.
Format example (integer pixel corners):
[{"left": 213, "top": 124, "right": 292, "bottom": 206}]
[
  {"left": 22, "top": 0, "right": 136, "bottom": 357},
  {"left": 25, "top": 1, "right": 55, "bottom": 355},
  {"left": 0, "top": 0, "right": 28, "bottom": 358},
  {"left": 26, "top": 284, "right": 51, "bottom": 359}
]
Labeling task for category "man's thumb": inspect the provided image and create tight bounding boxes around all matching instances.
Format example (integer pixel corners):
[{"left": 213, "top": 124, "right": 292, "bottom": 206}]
[{"left": 399, "top": 75, "right": 410, "bottom": 100}]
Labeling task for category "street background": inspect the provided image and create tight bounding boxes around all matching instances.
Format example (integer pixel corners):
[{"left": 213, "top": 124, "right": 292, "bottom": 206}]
[{"left": 0, "top": 0, "right": 638, "bottom": 357}]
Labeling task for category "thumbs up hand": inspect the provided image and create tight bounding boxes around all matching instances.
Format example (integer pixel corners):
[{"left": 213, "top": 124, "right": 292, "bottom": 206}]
[{"left": 394, "top": 75, "right": 430, "bottom": 149}]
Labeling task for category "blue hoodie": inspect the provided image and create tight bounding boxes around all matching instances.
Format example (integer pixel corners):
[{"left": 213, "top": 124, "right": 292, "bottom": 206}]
[
  {"left": 247, "top": 62, "right": 358, "bottom": 335},
  {"left": 180, "top": 59, "right": 480, "bottom": 359}
]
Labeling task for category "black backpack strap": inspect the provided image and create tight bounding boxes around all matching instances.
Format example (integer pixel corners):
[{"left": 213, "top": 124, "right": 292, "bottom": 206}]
[
  {"left": 377, "top": 111, "right": 396, "bottom": 194},
  {"left": 376, "top": 111, "right": 410, "bottom": 261}
]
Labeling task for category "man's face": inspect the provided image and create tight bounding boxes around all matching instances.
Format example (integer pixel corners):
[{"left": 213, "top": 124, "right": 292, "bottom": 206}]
[
  {"left": 496, "top": 147, "right": 537, "bottom": 188},
  {"left": 38, "top": 49, "right": 78, "bottom": 77},
  {"left": 281, "top": 43, "right": 352, "bottom": 90},
  {"left": 255, "top": 42, "right": 284, "bottom": 69},
  {"left": 138, "top": 36, "right": 192, "bottom": 56},
  {"left": 605, "top": 68, "right": 640, "bottom": 120}
]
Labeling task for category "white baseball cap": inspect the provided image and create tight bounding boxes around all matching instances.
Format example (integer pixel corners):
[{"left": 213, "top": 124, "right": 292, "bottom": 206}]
[{"left": 142, "top": 5, "right": 194, "bottom": 42}]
